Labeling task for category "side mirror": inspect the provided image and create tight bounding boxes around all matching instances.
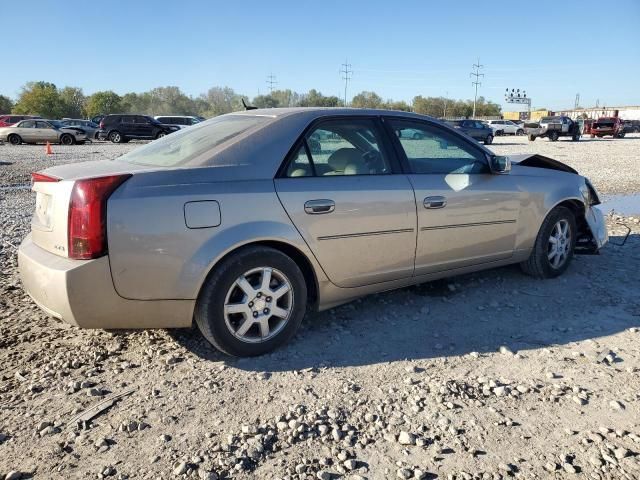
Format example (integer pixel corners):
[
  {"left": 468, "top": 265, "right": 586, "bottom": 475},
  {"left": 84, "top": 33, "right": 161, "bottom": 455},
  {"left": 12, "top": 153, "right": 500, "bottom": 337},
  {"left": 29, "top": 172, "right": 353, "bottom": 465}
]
[{"left": 490, "top": 155, "right": 511, "bottom": 174}]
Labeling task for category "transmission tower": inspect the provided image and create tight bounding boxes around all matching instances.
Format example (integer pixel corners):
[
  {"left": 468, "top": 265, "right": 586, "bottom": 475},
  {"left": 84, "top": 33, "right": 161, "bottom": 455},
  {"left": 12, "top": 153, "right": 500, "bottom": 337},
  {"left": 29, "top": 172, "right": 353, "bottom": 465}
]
[
  {"left": 340, "top": 60, "right": 353, "bottom": 107},
  {"left": 470, "top": 58, "right": 484, "bottom": 118},
  {"left": 266, "top": 73, "right": 277, "bottom": 93}
]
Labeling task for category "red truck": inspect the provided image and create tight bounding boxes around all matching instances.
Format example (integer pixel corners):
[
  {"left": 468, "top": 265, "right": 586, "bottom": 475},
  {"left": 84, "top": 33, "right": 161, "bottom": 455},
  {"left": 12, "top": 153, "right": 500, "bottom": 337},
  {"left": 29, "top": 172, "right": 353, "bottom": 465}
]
[{"left": 590, "top": 117, "right": 625, "bottom": 138}]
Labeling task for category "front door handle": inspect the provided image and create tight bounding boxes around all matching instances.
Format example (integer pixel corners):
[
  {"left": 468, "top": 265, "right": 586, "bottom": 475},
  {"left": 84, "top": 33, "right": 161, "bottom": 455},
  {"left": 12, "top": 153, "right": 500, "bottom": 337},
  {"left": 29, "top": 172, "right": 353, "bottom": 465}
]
[
  {"left": 424, "top": 196, "right": 447, "bottom": 209},
  {"left": 304, "top": 199, "right": 335, "bottom": 214}
]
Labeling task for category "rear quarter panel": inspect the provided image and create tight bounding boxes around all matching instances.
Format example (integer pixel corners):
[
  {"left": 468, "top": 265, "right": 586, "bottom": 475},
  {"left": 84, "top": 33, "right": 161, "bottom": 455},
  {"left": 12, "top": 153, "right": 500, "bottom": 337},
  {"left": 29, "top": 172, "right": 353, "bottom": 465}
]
[{"left": 107, "top": 170, "right": 324, "bottom": 300}]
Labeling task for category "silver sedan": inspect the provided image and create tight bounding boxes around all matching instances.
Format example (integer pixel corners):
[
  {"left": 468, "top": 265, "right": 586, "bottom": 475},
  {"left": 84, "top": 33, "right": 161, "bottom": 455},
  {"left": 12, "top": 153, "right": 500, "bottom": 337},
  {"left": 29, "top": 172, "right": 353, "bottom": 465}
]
[
  {"left": 0, "top": 119, "right": 88, "bottom": 145},
  {"left": 18, "top": 108, "right": 608, "bottom": 356}
]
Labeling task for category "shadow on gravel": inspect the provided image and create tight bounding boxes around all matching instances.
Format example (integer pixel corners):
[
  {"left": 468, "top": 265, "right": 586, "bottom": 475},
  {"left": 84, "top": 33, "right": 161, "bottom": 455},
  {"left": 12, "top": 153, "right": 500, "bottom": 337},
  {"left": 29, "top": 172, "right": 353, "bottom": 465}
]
[{"left": 169, "top": 233, "right": 640, "bottom": 371}]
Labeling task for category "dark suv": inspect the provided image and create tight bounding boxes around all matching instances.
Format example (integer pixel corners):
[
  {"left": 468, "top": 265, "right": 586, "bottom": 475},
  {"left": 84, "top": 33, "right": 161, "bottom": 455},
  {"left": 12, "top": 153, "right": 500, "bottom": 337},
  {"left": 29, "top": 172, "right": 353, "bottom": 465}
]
[
  {"left": 98, "top": 114, "right": 178, "bottom": 143},
  {"left": 446, "top": 119, "right": 494, "bottom": 145}
]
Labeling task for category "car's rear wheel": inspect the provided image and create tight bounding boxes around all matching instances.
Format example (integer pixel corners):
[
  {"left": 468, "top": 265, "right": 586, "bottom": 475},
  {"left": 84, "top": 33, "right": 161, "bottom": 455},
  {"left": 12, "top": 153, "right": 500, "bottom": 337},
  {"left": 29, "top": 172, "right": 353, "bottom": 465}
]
[
  {"left": 549, "top": 131, "right": 559, "bottom": 142},
  {"left": 8, "top": 134, "right": 21, "bottom": 145},
  {"left": 60, "top": 134, "right": 74, "bottom": 145},
  {"left": 156, "top": 132, "right": 166, "bottom": 139},
  {"left": 109, "top": 131, "right": 123, "bottom": 143},
  {"left": 520, "top": 206, "right": 576, "bottom": 279},
  {"left": 195, "top": 246, "right": 308, "bottom": 356},
  {"left": 484, "top": 134, "right": 493, "bottom": 145},
  {"left": 572, "top": 134, "right": 580, "bottom": 141},
  {"left": 516, "top": 129, "right": 525, "bottom": 136},
  {"left": 528, "top": 134, "right": 536, "bottom": 141}
]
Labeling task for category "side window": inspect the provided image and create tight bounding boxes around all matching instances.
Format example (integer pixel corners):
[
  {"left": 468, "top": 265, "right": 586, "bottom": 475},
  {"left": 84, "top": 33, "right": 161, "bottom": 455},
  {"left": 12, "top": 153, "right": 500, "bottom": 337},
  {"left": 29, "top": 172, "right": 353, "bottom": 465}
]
[
  {"left": 300, "top": 119, "right": 391, "bottom": 176},
  {"left": 388, "top": 120, "right": 489, "bottom": 175},
  {"left": 36, "top": 121, "right": 51, "bottom": 129},
  {"left": 20, "top": 120, "right": 35, "bottom": 128},
  {"left": 285, "top": 144, "right": 313, "bottom": 177}
]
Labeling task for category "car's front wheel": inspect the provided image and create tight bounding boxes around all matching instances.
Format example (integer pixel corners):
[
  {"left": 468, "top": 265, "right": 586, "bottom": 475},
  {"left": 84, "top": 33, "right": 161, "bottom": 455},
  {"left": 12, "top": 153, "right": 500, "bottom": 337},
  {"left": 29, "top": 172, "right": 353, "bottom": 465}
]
[
  {"left": 520, "top": 206, "right": 576, "bottom": 279},
  {"left": 8, "top": 134, "right": 21, "bottom": 145},
  {"left": 60, "top": 134, "right": 74, "bottom": 145},
  {"left": 516, "top": 129, "right": 525, "bottom": 136},
  {"left": 156, "top": 132, "right": 166, "bottom": 139},
  {"left": 195, "top": 246, "right": 308, "bottom": 356},
  {"left": 549, "top": 131, "right": 559, "bottom": 142},
  {"left": 484, "top": 134, "right": 493, "bottom": 145}
]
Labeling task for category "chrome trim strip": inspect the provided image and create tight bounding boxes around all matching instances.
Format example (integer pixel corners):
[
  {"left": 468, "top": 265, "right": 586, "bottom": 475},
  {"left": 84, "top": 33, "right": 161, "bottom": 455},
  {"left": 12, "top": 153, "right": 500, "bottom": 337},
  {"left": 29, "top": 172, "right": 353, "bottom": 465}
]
[
  {"left": 318, "top": 228, "right": 415, "bottom": 241},
  {"left": 421, "top": 220, "right": 516, "bottom": 231}
]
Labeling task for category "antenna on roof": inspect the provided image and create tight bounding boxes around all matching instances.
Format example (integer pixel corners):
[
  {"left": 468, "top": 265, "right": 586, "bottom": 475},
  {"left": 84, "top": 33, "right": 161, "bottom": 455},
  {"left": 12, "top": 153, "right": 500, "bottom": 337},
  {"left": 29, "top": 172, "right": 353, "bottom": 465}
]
[{"left": 242, "top": 98, "right": 258, "bottom": 111}]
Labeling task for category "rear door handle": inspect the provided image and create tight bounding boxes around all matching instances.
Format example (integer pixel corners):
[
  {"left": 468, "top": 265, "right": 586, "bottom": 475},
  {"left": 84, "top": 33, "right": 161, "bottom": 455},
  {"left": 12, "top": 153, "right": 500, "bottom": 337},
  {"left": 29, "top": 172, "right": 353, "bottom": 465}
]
[
  {"left": 424, "top": 196, "right": 447, "bottom": 209},
  {"left": 304, "top": 199, "right": 335, "bottom": 214}
]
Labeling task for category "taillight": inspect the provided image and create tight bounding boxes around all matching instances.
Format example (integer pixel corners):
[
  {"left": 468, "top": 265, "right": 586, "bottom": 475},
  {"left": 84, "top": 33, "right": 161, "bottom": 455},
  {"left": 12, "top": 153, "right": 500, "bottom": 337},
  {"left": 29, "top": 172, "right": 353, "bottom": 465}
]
[
  {"left": 68, "top": 174, "right": 131, "bottom": 260},
  {"left": 31, "top": 172, "right": 60, "bottom": 184}
]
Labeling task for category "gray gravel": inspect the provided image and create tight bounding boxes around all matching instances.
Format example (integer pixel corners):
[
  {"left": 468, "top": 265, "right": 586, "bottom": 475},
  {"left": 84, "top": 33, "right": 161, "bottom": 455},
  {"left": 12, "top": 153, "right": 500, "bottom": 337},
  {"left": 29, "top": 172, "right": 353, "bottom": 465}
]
[{"left": 1, "top": 136, "right": 640, "bottom": 479}]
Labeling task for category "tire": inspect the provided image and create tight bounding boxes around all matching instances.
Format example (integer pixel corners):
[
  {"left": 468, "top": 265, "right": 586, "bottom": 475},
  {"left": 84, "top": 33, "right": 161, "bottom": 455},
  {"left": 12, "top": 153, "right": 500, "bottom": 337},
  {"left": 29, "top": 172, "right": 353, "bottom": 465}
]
[
  {"left": 618, "top": 133, "right": 625, "bottom": 138},
  {"left": 195, "top": 246, "right": 308, "bottom": 356},
  {"left": 572, "top": 134, "right": 580, "bottom": 142},
  {"left": 520, "top": 206, "right": 576, "bottom": 279},
  {"left": 484, "top": 134, "right": 493, "bottom": 145},
  {"left": 496, "top": 130, "right": 503, "bottom": 136},
  {"left": 516, "top": 129, "right": 525, "bottom": 136},
  {"left": 155, "top": 132, "right": 166, "bottom": 139},
  {"left": 60, "top": 134, "right": 74, "bottom": 145},
  {"left": 412, "top": 132, "right": 421, "bottom": 140},
  {"left": 590, "top": 134, "right": 595, "bottom": 138},
  {"left": 528, "top": 134, "right": 536, "bottom": 142},
  {"left": 549, "top": 131, "right": 559, "bottom": 142},
  {"left": 8, "top": 134, "right": 21, "bottom": 145},
  {"left": 109, "top": 131, "right": 123, "bottom": 143}
]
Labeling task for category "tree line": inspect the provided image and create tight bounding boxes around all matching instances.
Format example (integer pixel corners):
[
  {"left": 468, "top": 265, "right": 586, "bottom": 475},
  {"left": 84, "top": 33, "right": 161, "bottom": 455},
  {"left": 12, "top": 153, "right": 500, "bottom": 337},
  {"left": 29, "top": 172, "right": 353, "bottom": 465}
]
[{"left": 0, "top": 81, "right": 502, "bottom": 120}]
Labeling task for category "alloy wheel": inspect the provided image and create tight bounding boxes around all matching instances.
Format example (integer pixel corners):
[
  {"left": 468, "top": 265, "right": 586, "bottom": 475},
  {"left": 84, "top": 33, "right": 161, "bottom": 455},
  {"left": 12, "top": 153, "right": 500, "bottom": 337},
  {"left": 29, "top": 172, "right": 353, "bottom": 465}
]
[
  {"left": 548, "top": 219, "right": 571, "bottom": 269},
  {"left": 223, "top": 267, "right": 293, "bottom": 343}
]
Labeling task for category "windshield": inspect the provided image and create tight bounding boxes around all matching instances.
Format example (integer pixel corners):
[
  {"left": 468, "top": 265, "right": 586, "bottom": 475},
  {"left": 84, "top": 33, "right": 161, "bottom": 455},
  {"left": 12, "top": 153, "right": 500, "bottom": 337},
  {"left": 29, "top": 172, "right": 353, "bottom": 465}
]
[{"left": 117, "top": 114, "right": 270, "bottom": 167}]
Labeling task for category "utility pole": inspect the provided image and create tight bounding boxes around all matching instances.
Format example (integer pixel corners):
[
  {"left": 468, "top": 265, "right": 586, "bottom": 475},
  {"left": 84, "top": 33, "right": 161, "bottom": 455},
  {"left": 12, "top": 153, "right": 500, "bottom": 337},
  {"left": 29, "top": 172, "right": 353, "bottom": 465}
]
[
  {"left": 574, "top": 93, "right": 580, "bottom": 109},
  {"left": 266, "top": 73, "right": 277, "bottom": 94},
  {"left": 340, "top": 60, "right": 353, "bottom": 107},
  {"left": 443, "top": 91, "right": 449, "bottom": 118},
  {"left": 470, "top": 58, "right": 484, "bottom": 118}
]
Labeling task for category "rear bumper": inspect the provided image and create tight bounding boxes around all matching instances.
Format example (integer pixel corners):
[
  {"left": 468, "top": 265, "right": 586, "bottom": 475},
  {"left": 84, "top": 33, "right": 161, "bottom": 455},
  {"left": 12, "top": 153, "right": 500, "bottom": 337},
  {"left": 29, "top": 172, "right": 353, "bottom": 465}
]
[{"left": 18, "top": 234, "right": 193, "bottom": 329}]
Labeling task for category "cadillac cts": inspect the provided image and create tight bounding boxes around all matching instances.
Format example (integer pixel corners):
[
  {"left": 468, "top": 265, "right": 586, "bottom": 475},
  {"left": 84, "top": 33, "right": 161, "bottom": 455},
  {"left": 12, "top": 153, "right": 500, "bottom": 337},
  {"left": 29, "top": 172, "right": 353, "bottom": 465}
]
[{"left": 18, "top": 108, "right": 608, "bottom": 356}]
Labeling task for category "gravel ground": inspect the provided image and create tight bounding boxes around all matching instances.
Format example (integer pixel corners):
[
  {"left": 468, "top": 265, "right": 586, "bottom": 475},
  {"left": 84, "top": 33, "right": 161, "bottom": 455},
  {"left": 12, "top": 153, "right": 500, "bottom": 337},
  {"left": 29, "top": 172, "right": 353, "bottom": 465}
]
[{"left": 1, "top": 136, "right": 640, "bottom": 480}]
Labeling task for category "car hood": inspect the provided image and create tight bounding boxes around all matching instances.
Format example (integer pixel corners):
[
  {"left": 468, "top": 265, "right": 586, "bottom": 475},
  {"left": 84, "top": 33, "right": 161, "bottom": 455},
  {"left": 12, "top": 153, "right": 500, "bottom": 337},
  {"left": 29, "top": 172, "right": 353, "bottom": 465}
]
[{"left": 508, "top": 153, "right": 578, "bottom": 174}]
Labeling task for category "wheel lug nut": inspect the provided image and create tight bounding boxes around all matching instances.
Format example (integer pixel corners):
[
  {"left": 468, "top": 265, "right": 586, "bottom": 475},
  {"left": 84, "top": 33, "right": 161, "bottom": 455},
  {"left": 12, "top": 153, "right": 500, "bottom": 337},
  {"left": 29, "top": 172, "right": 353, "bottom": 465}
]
[
  {"left": 256, "top": 292, "right": 262, "bottom": 298},
  {"left": 248, "top": 302, "right": 253, "bottom": 307},
  {"left": 266, "top": 296, "right": 272, "bottom": 302},
  {"left": 253, "top": 312, "right": 258, "bottom": 317},
  {"left": 263, "top": 308, "right": 269, "bottom": 314}
]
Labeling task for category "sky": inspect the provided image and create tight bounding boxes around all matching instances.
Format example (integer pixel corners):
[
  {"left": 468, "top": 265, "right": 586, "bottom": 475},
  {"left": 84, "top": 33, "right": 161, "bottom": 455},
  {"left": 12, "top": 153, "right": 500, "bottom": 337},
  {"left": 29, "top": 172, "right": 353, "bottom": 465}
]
[{"left": 3, "top": 0, "right": 639, "bottom": 111}]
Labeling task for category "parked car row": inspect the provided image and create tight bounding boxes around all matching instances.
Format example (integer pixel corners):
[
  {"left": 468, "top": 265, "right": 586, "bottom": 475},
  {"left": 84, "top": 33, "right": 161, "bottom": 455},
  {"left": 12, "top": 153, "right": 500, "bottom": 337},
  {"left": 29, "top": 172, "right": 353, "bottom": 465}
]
[{"left": 0, "top": 114, "right": 202, "bottom": 145}]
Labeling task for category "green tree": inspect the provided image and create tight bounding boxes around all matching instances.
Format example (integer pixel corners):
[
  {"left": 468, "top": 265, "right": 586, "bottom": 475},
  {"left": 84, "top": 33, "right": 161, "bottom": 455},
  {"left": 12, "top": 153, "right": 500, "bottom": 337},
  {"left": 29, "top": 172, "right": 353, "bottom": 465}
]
[
  {"left": 13, "top": 81, "right": 65, "bottom": 118},
  {"left": 199, "top": 86, "right": 243, "bottom": 116},
  {"left": 85, "top": 91, "right": 122, "bottom": 117},
  {"left": 298, "top": 89, "right": 340, "bottom": 107},
  {"left": 383, "top": 100, "right": 411, "bottom": 112},
  {"left": 252, "top": 94, "right": 280, "bottom": 109},
  {"left": 351, "top": 91, "right": 383, "bottom": 109},
  {"left": 59, "top": 86, "right": 86, "bottom": 118},
  {"left": 0, "top": 95, "right": 13, "bottom": 113}
]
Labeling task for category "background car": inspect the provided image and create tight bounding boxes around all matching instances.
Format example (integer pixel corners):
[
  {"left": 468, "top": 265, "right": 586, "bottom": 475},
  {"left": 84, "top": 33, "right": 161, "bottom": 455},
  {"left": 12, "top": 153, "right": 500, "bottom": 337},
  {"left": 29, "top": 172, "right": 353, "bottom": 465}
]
[
  {"left": 397, "top": 128, "right": 426, "bottom": 139},
  {"left": 19, "top": 108, "right": 607, "bottom": 357},
  {"left": 591, "top": 117, "right": 625, "bottom": 138},
  {"left": 60, "top": 119, "right": 100, "bottom": 139},
  {"left": 98, "top": 114, "right": 179, "bottom": 143},
  {"left": 446, "top": 119, "right": 494, "bottom": 144},
  {"left": 527, "top": 116, "right": 581, "bottom": 142},
  {"left": 0, "top": 114, "right": 41, "bottom": 128},
  {"left": 485, "top": 119, "right": 525, "bottom": 136},
  {"left": 154, "top": 115, "right": 204, "bottom": 129},
  {"left": 0, "top": 119, "right": 88, "bottom": 145}
]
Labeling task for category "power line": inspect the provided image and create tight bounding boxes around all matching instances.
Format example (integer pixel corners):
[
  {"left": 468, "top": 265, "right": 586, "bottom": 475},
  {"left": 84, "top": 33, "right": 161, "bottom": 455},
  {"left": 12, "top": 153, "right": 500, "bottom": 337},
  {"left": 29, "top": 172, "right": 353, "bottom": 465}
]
[
  {"left": 340, "top": 60, "right": 353, "bottom": 107},
  {"left": 470, "top": 58, "right": 484, "bottom": 118},
  {"left": 266, "top": 73, "right": 277, "bottom": 94}
]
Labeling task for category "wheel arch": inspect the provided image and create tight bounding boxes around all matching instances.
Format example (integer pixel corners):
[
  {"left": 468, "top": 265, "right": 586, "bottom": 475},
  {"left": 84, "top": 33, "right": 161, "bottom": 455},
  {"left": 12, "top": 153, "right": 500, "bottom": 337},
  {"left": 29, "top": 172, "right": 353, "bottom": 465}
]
[{"left": 195, "top": 239, "right": 320, "bottom": 311}]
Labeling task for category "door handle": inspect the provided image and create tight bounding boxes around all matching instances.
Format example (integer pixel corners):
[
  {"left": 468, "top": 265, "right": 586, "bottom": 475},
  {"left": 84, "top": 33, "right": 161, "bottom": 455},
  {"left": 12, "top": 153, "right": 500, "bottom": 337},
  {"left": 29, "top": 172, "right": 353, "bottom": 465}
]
[
  {"left": 424, "top": 196, "right": 447, "bottom": 209},
  {"left": 304, "top": 199, "right": 335, "bottom": 214}
]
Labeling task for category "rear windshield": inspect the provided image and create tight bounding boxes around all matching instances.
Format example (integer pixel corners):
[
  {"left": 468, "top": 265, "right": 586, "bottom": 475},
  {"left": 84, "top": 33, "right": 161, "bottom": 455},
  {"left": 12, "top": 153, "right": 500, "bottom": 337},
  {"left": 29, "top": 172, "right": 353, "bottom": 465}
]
[
  {"left": 117, "top": 115, "right": 270, "bottom": 167},
  {"left": 595, "top": 121, "right": 614, "bottom": 126}
]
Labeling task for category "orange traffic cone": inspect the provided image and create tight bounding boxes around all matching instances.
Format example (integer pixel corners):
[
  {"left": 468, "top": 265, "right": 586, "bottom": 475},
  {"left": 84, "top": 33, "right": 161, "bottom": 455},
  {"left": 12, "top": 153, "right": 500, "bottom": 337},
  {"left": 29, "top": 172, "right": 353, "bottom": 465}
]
[{"left": 45, "top": 142, "right": 53, "bottom": 155}]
